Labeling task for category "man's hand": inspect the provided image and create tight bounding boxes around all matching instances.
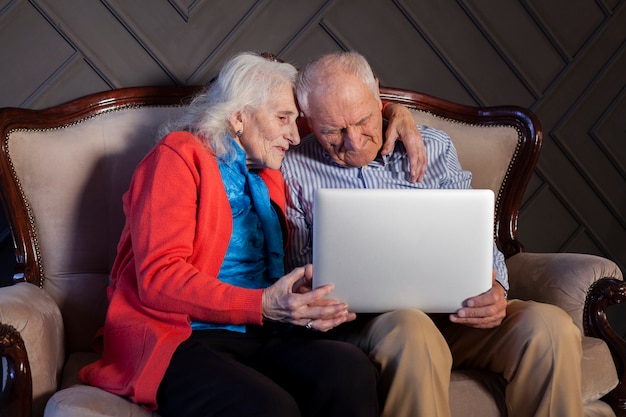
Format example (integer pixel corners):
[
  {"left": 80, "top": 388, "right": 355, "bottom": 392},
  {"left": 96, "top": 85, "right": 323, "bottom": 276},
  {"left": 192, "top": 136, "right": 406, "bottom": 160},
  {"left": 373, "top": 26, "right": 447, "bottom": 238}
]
[
  {"left": 381, "top": 103, "right": 427, "bottom": 183},
  {"left": 449, "top": 270, "right": 507, "bottom": 329}
]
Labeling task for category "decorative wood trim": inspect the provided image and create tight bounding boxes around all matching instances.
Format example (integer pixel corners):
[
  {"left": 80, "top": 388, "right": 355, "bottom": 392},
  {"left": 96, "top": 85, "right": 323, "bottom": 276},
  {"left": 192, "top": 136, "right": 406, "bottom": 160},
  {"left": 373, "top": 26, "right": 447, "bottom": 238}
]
[
  {"left": 0, "top": 323, "right": 32, "bottom": 417},
  {"left": 584, "top": 278, "right": 626, "bottom": 416}
]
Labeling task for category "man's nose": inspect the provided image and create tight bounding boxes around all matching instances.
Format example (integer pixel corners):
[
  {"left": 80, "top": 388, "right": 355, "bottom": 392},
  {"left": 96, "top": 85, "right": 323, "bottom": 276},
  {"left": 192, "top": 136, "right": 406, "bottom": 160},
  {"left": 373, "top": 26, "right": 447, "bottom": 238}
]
[{"left": 342, "top": 127, "right": 366, "bottom": 151}]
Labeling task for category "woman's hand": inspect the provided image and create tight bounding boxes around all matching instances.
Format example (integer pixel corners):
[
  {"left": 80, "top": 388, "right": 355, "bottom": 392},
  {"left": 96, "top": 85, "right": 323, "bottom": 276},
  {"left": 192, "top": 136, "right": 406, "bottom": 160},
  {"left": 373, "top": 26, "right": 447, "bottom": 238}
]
[{"left": 262, "top": 264, "right": 356, "bottom": 331}]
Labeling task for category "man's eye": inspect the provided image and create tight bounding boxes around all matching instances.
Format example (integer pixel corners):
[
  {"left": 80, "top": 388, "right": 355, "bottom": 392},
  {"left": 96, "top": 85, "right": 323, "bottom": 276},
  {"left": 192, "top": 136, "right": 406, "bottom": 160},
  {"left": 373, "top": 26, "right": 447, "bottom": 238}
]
[{"left": 323, "top": 133, "right": 340, "bottom": 143}]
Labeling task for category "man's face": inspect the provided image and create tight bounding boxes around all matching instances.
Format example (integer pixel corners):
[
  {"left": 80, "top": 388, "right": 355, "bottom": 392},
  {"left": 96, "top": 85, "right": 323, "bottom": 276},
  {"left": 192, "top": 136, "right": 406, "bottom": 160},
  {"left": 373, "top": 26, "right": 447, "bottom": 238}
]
[{"left": 306, "top": 74, "right": 383, "bottom": 168}]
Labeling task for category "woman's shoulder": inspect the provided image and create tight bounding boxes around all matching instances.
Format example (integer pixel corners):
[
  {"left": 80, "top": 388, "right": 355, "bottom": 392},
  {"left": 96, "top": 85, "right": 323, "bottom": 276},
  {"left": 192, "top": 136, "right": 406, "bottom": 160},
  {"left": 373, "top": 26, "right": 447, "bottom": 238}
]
[
  {"left": 133, "top": 131, "right": 219, "bottom": 182},
  {"left": 152, "top": 131, "right": 216, "bottom": 163},
  {"left": 158, "top": 131, "right": 208, "bottom": 153}
]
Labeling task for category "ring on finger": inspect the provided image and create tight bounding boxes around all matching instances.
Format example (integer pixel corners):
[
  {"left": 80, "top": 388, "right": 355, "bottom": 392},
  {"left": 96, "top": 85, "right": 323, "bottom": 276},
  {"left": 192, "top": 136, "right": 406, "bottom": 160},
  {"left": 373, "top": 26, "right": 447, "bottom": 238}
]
[{"left": 305, "top": 320, "right": 314, "bottom": 330}]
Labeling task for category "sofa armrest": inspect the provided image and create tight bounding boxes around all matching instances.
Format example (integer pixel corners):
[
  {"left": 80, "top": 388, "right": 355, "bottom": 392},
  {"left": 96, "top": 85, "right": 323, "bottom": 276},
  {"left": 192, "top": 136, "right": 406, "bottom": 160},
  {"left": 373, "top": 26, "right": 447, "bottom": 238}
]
[
  {"left": 0, "top": 322, "right": 31, "bottom": 417},
  {"left": 505, "top": 252, "right": 623, "bottom": 332},
  {"left": 584, "top": 277, "right": 626, "bottom": 413},
  {"left": 0, "top": 282, "right": 65, "bottom": 417},
  {"left": 506, "top": 252, "right": 626, "bottom": 414}
]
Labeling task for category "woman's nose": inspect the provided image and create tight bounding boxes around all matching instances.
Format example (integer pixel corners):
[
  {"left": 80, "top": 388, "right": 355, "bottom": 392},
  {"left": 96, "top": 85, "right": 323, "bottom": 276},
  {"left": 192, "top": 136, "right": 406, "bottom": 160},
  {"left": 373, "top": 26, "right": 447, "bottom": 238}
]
[{"left": 287, "top": 122, "right": 300, "bottom": 145}]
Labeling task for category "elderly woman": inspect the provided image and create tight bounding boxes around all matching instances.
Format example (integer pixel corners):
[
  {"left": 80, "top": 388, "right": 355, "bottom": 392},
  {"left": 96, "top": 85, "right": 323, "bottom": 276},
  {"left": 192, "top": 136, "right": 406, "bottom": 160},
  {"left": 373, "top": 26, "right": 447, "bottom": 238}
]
[{"left": 80, "top": 52, "right": 379, "bottom": 417}]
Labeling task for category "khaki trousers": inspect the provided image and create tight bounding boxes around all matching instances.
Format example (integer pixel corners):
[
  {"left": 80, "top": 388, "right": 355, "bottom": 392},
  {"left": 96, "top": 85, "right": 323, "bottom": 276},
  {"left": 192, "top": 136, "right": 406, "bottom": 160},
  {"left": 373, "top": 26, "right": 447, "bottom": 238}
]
[{"left": 331, "top": 300, "right": 583, "bottom": 417}]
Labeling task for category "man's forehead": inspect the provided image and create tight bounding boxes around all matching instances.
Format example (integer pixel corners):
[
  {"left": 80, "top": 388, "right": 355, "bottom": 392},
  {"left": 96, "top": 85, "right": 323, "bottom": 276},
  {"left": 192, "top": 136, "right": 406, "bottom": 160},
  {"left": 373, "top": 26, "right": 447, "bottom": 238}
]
[
  {"left": 315, "top": 74, "right": 368, "bottom": 97},
  {"left": 311, "top": 95, "right": 377, "bottom": 125}
]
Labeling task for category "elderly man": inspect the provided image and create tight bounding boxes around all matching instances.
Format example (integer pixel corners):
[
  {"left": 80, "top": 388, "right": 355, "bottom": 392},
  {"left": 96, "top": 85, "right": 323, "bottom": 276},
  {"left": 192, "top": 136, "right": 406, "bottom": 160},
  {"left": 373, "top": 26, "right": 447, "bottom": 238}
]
[{"left": 281, "top": 51, "right": 584, "bottom": 417}]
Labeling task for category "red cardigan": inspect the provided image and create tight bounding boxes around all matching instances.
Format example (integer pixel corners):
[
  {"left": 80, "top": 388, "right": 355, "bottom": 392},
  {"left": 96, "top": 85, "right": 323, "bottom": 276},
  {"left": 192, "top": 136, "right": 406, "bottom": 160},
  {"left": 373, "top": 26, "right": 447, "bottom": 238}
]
[{"left": 79, "top": 132, "right": 287, "bottom": 410}]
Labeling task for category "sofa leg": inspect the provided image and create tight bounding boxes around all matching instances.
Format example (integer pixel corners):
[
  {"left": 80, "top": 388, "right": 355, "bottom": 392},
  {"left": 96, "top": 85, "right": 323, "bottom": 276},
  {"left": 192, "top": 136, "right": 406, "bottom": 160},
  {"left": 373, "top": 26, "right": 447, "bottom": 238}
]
[
  {"left": 584, "top": 278, "right": 626, "bottom": 417},
  {"left": 603, "top": 389, "right": 626, "bottom": 417},
  {"left": 0, "top": 323, "right": 32, "bottom": 417}
]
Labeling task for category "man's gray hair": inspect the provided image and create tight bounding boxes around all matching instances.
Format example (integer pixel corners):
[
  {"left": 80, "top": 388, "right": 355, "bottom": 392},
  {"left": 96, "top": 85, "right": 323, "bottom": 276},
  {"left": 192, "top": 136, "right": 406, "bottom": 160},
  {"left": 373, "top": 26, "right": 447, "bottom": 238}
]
[
  {"left": 160, "top": 52, "right": 298, "bottom": 160},
  {"left": 296, "top": 51, "right": 379, "bottom": 115}
]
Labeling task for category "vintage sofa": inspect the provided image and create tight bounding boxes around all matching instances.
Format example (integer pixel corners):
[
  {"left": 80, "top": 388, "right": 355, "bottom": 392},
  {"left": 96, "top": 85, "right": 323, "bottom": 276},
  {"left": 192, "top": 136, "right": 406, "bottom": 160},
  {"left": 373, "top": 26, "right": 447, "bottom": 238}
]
[{"left": 0, "top": 84, "right": 624, "bottom": 417}]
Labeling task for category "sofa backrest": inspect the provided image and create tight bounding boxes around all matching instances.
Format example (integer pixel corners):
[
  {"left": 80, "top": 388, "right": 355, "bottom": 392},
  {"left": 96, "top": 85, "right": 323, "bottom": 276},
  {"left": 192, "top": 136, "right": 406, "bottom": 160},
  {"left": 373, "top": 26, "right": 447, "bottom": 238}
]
[
  {"left": 0, "top": 86, "right": 541, "bottom": 355},
  {"left": 0, "top": 87, "right": 198, "bottom": 353},
  {"left": 380, "top": 87, "right": 541, "bottom": 258}
]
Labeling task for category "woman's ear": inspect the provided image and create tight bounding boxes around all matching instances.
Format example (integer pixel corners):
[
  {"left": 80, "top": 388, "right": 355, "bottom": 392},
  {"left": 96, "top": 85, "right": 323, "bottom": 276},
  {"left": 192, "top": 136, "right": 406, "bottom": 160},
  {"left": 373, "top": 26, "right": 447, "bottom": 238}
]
[{"left": 229, "top": 111, "right": 244, "bottom": 134}]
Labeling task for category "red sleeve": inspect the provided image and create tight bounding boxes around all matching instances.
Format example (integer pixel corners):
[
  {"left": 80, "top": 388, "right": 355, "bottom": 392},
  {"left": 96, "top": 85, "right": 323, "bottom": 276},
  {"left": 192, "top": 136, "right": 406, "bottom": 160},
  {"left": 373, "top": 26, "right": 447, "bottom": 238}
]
[{"left": 122, "top": 133, "right": 264, "bottom": 325}]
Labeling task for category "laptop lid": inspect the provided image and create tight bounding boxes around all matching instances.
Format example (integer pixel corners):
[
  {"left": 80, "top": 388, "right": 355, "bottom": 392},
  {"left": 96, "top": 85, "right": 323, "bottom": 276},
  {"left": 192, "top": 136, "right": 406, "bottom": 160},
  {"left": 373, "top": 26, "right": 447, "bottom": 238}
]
[{"left": 312, "top": 188, "right": 494, "bottom": 313}]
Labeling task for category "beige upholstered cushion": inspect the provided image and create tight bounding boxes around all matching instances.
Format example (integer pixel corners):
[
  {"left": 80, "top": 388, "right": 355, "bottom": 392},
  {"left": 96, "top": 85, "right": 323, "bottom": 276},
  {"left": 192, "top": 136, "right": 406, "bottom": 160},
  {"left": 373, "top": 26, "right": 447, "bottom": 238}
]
[
  {"left": 507, "top": 252, "right": 624, "bottom": 332},
  {"left": 411, "top": 110, "right": 518, "bottom": 194},
  {"left": 45, "top": 385, "right": 158, "bottom": 417},
  {"left": 0, "top": 282, "right": 64, "bottom": 417},
  {"left": 583, "top": 401, "right": 617, "bottom": 417},
  {"left": 51, "top": 338, "right": 614, "bottom": 417},
  {"left": 582, "top": 336, "right": 619, "bottom": 402},
  {"left": 449, "top": 370, "right": 506, "bottom": 416}
]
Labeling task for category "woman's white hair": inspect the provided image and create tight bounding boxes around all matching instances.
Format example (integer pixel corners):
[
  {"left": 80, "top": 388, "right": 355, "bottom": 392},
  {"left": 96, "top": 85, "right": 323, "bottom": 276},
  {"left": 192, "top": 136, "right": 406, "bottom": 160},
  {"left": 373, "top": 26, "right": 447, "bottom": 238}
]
[
  {"left": 296, "top": 51, "right": 379, "bottom": 115},
  {"left": 160, "top": 52, "right": 298, "bottom": 160}
]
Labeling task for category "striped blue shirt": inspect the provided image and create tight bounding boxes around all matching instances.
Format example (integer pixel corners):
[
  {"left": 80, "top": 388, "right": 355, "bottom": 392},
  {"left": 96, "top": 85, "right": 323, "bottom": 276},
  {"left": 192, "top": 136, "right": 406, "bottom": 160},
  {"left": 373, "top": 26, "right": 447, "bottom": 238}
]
[{"left": 281, "top": 125, "right": 509, "bottom": 290}]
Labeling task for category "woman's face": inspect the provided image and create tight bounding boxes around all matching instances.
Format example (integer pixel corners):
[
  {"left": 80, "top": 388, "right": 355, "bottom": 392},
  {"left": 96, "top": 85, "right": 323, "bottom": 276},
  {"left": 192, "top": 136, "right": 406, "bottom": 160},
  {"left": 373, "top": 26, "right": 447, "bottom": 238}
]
[{"left": 235, "top": 82, "right": 300, "bottom": 170}]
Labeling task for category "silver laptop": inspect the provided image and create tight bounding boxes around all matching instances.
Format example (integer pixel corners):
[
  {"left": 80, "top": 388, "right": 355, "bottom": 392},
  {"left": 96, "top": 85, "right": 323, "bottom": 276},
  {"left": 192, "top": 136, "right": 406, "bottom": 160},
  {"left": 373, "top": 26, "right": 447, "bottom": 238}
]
[{"left": 312, "top": 188, "right": 494, "bottom": 313}]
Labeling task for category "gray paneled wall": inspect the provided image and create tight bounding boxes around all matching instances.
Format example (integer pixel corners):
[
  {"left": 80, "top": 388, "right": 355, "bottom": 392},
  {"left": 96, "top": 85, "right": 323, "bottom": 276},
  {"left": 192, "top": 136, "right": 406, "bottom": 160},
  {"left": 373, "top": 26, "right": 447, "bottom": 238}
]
[{"left": 0, "top": 0, "right": 625, "bottom": 279}]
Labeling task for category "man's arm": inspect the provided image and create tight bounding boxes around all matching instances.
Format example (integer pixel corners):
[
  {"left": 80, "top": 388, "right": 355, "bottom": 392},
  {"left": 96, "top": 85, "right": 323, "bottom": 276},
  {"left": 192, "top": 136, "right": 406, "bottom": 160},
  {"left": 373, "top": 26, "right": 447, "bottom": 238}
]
[
  {"left": 283, "top": 177, "right": 314, "bottom": 272},
  {"left": 381, "top": 102, "right": 427, "bottom": 183},
  {"left": 427, "top": 127, "right": 509, "bottom": 328},
  {"left": 448, "top": 243, "right": 509, "bottom": 329}
]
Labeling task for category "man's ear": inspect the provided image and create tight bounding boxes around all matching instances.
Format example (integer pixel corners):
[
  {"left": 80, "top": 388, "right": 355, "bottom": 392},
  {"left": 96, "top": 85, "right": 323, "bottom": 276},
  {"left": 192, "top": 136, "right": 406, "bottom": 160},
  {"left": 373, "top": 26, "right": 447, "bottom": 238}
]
[{"left": 374, "top": 77, "right": 383, "bottom": 110}]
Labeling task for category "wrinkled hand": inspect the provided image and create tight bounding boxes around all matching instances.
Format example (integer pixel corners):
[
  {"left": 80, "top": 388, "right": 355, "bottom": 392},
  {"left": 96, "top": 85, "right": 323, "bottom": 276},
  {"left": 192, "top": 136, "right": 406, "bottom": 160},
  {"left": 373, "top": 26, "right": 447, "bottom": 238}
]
[
  {"left": 381, "top": 103, "right": 427, "bottom": 183},
  {"left": 262, "top": 264, "right": 356, "bottom": 332},
  {"left": 449, "top": 270, "right": 507, "bottom": 329}
]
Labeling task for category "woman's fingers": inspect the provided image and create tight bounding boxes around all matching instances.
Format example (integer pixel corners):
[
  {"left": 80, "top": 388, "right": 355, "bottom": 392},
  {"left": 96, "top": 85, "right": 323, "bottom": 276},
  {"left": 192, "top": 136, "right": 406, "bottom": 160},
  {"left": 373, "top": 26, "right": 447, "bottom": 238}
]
[{"left": 262, "top": 266, "right": 350, "bottom": 324}]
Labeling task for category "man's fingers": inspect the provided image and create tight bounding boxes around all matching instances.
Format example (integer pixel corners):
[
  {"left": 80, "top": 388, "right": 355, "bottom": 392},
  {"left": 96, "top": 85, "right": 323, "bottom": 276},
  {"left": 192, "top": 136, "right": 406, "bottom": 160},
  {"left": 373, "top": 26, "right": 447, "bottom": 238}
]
[{"left": 405, "top": 145, "right": 427, "bottom": 183}]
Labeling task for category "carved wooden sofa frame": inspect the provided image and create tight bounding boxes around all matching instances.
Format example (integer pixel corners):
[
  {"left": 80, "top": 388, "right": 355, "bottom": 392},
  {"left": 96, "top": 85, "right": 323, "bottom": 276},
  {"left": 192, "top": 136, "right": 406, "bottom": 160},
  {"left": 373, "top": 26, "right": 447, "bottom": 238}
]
[{"left": 0, "top": 85, "right": 624, "bottom": 417}]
